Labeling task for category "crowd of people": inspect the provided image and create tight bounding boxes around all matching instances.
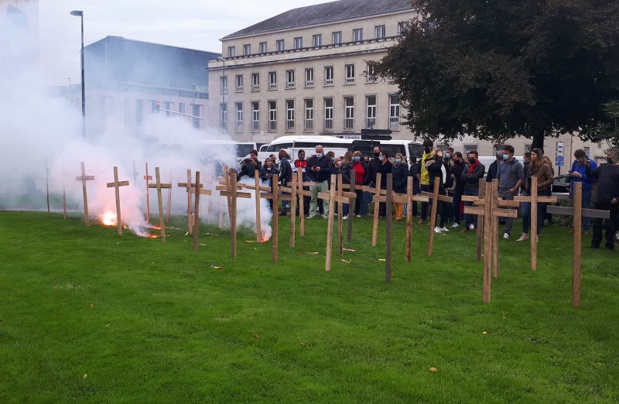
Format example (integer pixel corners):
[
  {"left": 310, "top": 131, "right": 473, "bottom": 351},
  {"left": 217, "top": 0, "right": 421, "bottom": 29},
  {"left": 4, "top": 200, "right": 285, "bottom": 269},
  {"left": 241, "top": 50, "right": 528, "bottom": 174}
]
[{"left": 238, "top": 142, "right": 619, "bottom": 251}]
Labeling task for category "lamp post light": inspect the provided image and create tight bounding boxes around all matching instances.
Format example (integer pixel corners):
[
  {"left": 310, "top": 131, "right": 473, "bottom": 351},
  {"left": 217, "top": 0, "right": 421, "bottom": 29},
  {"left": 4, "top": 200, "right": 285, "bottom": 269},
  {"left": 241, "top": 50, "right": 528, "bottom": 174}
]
[{"left": 70, "top": 10, "right": 86, "bottom": 138}]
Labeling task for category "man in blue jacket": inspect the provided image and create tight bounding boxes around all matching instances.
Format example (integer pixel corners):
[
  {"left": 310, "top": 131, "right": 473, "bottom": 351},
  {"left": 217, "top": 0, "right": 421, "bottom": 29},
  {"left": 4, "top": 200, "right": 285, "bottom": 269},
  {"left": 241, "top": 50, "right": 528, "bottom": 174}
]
[{"left": 570, "top": 149, "right": 597, "bottom": 234}]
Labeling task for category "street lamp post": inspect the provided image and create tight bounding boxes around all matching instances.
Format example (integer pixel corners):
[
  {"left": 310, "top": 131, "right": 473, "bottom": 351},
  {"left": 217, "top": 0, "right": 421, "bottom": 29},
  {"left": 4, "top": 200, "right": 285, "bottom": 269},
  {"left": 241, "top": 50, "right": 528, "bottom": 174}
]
[{"left": 70, "top": 10, "right": 86, "bottom": 138}]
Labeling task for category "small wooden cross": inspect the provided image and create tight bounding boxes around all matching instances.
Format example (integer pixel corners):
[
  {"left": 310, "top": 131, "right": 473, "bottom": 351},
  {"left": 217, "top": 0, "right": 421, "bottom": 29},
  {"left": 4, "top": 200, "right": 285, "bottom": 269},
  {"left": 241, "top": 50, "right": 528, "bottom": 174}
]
[
  {"left": 217, "top": 169, "right": 251, "bottom": 258},
  {"left": 106, "top": 166, "right": 130, "bottom": 236},
  {"left": 190, "top": 171, "right": 212, "bottom": 251},
  {"left": 243, "top": 170, "right": 271, "bottom": 242},
  {"left": 75, "top": 162, "right": 95, "bottom": 226},
  {"left": 546, "top": 182, "right": 610, "bottom": 307},
  {"left": 177, "top": 169, "right": 199, "bottom": 234},
  {"left": 513, "top": 176, "right": 558, "bottom": 271},
  {"left": 144, "top": 163, "right": 153, "bottom": 223},
  {"left": 421, "top": 177, "right": 454, "bottom": 256},
  {"left": 317, "top": 174, "right": 351, "bottom": 271},
  {"left": 148, "top": 167, "right": 172, "bottom": 242}
]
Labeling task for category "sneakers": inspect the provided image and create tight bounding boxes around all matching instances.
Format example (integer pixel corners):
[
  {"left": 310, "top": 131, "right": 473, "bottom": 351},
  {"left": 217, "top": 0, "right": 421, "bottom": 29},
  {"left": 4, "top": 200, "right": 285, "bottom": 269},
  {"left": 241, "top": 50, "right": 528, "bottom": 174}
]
[
  {"left": 503, "top": 233, "right": 510, "bottom": 240},
  {"left": 439, "top": 227, "right": 449, "bottom": 232},
  {"left": 468, "top": 223, "right": 475, "bottom": 230},
  {"left": 306, "top": 215, "right": 316, "bottom": 219},
  {"left": 322, "top": 215, "right": 328, "bottom": 219},
  {"left": 451, "top": 222, "right": 460, "bottom": 228},
  {"left": 342, "top": 215, "right": 348, "bottom": 220},
  {"left": 516, "top": 234, "right": 529, "bottom": 242},
  {"left": 434, "top": 227, "right": 443, "bottom": 233},
  {"left": 355, "top": 215, "right": 362, "bottom": 219}
]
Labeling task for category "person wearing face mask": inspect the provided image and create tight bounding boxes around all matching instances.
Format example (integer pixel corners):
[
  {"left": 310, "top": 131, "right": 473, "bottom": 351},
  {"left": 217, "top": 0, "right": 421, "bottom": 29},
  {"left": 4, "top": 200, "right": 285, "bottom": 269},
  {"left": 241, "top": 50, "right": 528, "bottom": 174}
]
[
  {"left": 585, "top": 148, "right": 619, "bottom": 251},
  {"left": 449, "top": 152, "right": 466, "bottom": 227},
  {"left": 461, "top": 150, "right": 486, "bottom": 232},
  {"left": 569, "top": 149, "right": 597, "bottom": 234},
  {"left": 392, "top": 153, "right": 408, "bottom": 221},
  {"left": 427, "top": 148, "right": 451, "bottom": 232},
  {"left": 517, "top": 148, "right": 553, "bottom": 242},
  {"left": 365, "top": 145, "right": 382, "bottom": 187},
  {"left": 376, "top": 151, "right": 393, "bottom": 218},
  {"left": 444, "top": 147, "right": 454, "bottom": 165},
  {"left": 419, "top": 139, "right": 435, "bottom": 224},
  {"left": 348, "top": 151, "right": 366, "bottom": 218},
  {"left": 294, "top": 150, "right": 310, "bottom": 216},
  {"left": 486, "top": 152, "right": 503, "bottom": 183},
  {"left": 496, "top": 145, "right": 524, "bottom": 239},
  {"left": 306, "top": 145, "right": 332, "bottom": 219}
]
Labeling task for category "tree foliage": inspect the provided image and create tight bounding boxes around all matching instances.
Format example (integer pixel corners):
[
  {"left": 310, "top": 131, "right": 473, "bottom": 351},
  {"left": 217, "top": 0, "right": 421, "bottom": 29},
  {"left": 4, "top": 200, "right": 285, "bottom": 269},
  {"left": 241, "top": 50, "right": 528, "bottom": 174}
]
[{"left": 373, "top": 0, "right": 619, "bottom": 150}]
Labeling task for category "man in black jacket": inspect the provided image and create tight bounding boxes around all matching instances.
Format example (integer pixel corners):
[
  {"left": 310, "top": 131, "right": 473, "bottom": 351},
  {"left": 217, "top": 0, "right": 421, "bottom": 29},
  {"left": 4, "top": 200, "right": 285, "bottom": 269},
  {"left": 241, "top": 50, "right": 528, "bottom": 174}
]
[
  {"left": 586, "top": 148, "right": 619, "bottom": 250},
  {"left": 461, "top": 150, "right": 485, "bottom": 232},
  {"left": 306, "top": 145, "right": 332, "bottom": 219}
]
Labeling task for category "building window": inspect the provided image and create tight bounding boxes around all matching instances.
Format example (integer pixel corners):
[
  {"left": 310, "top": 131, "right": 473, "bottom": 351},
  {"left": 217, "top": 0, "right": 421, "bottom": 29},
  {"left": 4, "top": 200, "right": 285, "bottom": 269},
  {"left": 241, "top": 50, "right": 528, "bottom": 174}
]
[
  {"left": 220, "top": 103, "right": 227, "bottom": 129},
  {"left": 304, "top": 99, "right": 314, "bottom": 131},
  {"left": 268, "top": 71, "right": 277, "bottom": 89},
  {"left": 324, "top": 98, "right": 333, "bottom": 130},
  {"left": 235, "top": 102, "right": 243, "bottom": 132},
  {"left": 251, "top": 73, "right": 259, "bottom": 90},
  {"left": 243, "top": 44, "right": 251, "bottom": 55},
  {"left": 524, "top": 144, "right": 532, "bottom": 153},
  {"left": 227, "top": 46, "right": 236, "bottom": 57},
  {"left": 136, "top": 99, "right": 143, "bottom": 126},
  {"left": 353, "top": 28, "right": 363, "bottom": 42},
  {"left": 286, "top": 70, "right": 295, "bottom": 89},
  {"left": 192, "top": 104, "right": 201, "bottom": 129},
  {"left": 366, "top": 96, "right": 377, "bottom": 129},
  {"left": 294, "top": 37, "right": 303, "bottom": 49},
  {"left": 344, "top": 97, "right": 355, "bottom": 130},
  {"left": 235, "top": 74, "right": 243, "bottom": 91},
  {"left": 397, "top": 21, "right": 411, "bottom": 35},
  {"left": 312, "top": 34, "right": 322, "bottom": 47},
  {"left": 259, "top": 42, "right": 267, "bottom": 53},
  {"left": 164, "top": 101, "right": 173, "bottom": 117},
  {"left": 251, "top": 101, "right": 260, "bottom": 131},
  {"left": 389, "top": 94, "right": 400, "bottom": 129},
  {"left": 345, "top": 64, "right": 355, "bottom": 84},
  {"left": 305, "top": 68, "right": 314, "bottom": 86},
  {"left": 276, "top": 39, "right": 285, "bottom": 51},
  {"left": 332, "top": 31, "right": 342, "bottom": 45},
  {"left": 268, "top": 101, "right": 277, "bottom": 131},
  {"left": 221, "top": 76, "right": 228, "bottom": 94},
  {"left": 464, "top": 144, "right": 478, "bottom": 154},
  {"left": 179, "top": 103, "right": 185, "bottom": 114},
  {"left": 366, "top": 63, "right": 377, "bottom": 83},
  {"left": 286, "top": 100, "right": 295, "bottom": 131},
  {"left": 375, "top": 25, "right": 386, "bottom": 39},
  {"left": 324, "top": 66, "right": 334, "bottom": 85}
]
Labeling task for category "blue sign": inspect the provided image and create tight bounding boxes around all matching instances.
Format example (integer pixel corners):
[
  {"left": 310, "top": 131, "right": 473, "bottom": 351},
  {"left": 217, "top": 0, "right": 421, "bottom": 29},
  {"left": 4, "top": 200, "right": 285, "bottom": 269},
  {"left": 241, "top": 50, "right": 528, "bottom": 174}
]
[{"left": 555, "top": 159, "right": 564, "bottom": 167}]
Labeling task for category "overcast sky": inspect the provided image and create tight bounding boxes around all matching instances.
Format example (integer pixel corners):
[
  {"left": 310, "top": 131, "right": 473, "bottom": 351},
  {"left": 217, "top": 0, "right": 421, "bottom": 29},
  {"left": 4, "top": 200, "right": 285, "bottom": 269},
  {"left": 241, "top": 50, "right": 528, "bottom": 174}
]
[{"left": 39, "top": 0, "right": 329, "bottom": 85}]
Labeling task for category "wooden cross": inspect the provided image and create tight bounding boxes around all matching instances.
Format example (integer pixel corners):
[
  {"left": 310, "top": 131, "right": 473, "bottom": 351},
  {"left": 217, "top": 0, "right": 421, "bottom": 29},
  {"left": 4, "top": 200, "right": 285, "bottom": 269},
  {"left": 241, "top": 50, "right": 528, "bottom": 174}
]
[
  {"left": 513, "top": 176, "right": 558, "bottom": 271},
  {"left": 336, "top": 173, "right": 357, "bottom": 255},
  {"left": 177, "top": 169, "right": 198, "bottom": 234},
  {"left": 217, "top": 169, "right": 251, "bottom": 258},
  {"left": 190, "top": 171, "right": 212, "bottom": 251},
  {"left": 421, "top": 177, "right": 454, "bottom": 256},
  {"left": 243, "top": 170, "right": 270, "bottom": 242},
  {"left": 148, "top": 167, "right": 172, "bottom": 242},
  {"left": 462, "top": 180, "right": 518, "bottom": 303},
  {"left": 362, "top": 173, "right": 383, "bottom": 247},
  {"left": 405, "top": 177, "right": 430, "bottom": 262},
  {"left": 545, "top": 182, "right": 610, "bottom": 307},
  {"left": 254, "top": 174, "right": 292, "bottom": 263},
  {"left": 132, "top": 160, "right": 139, "bottom": 186},
  {"left": 341, "top": 170, "right": 357, "bottom": 242},
  {"left": 317, "top": 174, "right": 350, "bottom": 271},
  {"left": 106, "top": 166, "right": 130, "bottom": 236},
  {"left": 75, "top": 162, "right": 95, "bottom": 226},
  {"left": 144, "top": 163, "right": 153, "bottom": 223},
  {"left": 295, "top": 178, "right": 314, "bottom": 237},
  {"left": 279, "top": 172, "right": 299, "bottom": 248}
]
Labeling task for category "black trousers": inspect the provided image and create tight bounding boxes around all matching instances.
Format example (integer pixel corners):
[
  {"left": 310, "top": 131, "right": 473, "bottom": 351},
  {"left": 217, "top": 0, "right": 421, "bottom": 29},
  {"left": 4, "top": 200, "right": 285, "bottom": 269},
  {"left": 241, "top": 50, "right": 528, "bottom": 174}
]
[{"left": 591, "top": 201, "right": 618, "bottom": 249}]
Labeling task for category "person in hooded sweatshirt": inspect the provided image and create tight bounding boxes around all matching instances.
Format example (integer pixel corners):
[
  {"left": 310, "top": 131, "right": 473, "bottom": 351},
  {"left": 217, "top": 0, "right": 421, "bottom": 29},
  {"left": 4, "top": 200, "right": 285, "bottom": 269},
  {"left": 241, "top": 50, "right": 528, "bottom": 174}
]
[
  {"left": 496, "top": 145, "right": 524, "bottom": 239},
  {"left": 392, "top": 153, "right": 409, "bottom": 221},
  {"left": 427, "top": 148, "right": 450, "bottom": 233}
]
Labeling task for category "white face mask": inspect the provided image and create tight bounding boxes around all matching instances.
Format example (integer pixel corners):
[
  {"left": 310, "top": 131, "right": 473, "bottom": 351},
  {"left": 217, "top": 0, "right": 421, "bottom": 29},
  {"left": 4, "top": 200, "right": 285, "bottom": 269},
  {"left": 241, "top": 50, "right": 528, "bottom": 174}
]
[
  {"left": 315, "top": 153, "right": 323, "bottom": 158},
  {"left": 395, "top": 158, "right": 402, "bottom": 164}
]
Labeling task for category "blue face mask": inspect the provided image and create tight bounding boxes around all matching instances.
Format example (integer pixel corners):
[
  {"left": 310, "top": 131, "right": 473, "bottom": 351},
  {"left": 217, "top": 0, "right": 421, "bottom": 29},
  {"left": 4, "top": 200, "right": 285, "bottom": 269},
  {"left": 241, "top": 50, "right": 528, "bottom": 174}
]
[
  {"left": 503, "top": 154, "right": 509, "bottom": 160},
  {"left": 445, "top": 153, "right": 451, "bottom": 159},
  {"left": 379, "top": 156, "right": 385, "bottom": 162},
  {"left": 395, "top": 158, "right": 402, "bottom": 164},
  {"left": 353, "top": 156, "right": 360, "bottom": 162}
]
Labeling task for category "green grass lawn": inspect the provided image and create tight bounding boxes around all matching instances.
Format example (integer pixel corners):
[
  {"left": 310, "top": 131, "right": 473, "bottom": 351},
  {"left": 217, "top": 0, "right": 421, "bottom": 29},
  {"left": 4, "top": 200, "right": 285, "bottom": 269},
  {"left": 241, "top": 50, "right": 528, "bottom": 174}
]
[{"left": 1, "top": 210, "right": 617, "bottom": 403}]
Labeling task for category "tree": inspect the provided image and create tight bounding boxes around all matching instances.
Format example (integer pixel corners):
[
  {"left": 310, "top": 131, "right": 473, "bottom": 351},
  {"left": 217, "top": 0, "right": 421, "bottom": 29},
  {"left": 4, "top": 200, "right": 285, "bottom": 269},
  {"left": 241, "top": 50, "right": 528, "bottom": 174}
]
[
  {"left": 587, "top": 100, "right": 619, "bottom": 147},
  {"left": 373, "top": 0, "right": 619, "bottom": 152}
]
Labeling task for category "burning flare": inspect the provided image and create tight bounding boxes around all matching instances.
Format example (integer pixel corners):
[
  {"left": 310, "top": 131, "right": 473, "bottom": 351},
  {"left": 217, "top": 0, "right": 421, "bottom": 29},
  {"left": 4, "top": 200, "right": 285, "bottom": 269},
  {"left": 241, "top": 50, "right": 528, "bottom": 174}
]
[{"left": 100, "top": 211, "right": 117, "bottom": 226}]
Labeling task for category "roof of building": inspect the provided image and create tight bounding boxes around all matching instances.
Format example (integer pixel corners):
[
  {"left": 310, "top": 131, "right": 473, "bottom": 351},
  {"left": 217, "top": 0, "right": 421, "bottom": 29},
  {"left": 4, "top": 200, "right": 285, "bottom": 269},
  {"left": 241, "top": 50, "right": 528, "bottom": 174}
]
[{"left": 223, "top": 0, "right": 414, "bottom": 40}]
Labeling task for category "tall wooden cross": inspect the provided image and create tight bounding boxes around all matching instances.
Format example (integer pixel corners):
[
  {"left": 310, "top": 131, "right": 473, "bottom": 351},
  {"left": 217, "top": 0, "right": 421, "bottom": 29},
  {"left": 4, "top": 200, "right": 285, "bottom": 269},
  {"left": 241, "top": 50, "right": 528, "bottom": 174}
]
[
  {"left": 254, "top": 174, "right": 293, "bottom": 263},
  {"left": 177, "top": 169, "right": 198, "bottom": 234},
  {"left": 190, "top": 171, "right": 212, "bottom": 251},
  {"left": 341, "top": 170, "right": 357, "bottom": 242},
  {"left": 421, "top": 176, "right": 454, "bottom": 256},
  {"left": 243, "top": 170, "right": 271, "bottom": 242},
  {"left": 106, "top": 166, "right": 130, "bottom": 236},
  {"left": 217, "top": 169, "right": 251, "bottom": 258},
  {"left": 336, "top": 174, "right": 357, "bottom": 255},
  {"left": 462, "top": 180, "right": 518, "bottom": 303},
  {"left": 144, "top": 163, "right": 153, "bottom": 223},
  {"left": 75, "top": 162, "right": 95, "bottom": 226},
  {"left": 361, "top": 172, "right": 383, "bottom": 247},
  {"left": 513, "top": 176, "right": 558, "bottom": 271},
  {"left": 545, "top": 182, "right": 610, "bottom": 307},
  {"left": 295, "top": 177, "right": 313, "bottom": 237},
  {"left": 148, "top": 167, "right": 172, "bottom": 242},
  {"left": 405, "top": 177, "right": 430, "bottom": 262},
  {"left": 279, "top": 172, "right": 299, "bottom": 248},
  {"left": 317, "top": 174, "right": 351, "bottom": 271}
]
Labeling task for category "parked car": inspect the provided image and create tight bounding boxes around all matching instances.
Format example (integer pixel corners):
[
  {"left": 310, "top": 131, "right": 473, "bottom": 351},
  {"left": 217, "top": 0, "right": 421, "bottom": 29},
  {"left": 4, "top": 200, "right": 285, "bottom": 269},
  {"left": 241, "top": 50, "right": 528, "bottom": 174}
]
[{"left": 551, "top": 174, "right": 571, "bottom": 194}]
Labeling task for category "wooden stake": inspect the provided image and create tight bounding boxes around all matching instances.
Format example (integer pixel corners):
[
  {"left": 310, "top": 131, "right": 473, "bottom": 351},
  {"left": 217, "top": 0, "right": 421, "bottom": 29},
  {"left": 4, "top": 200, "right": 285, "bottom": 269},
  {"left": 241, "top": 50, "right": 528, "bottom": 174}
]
[
  {"left": 106, "top": 166, "right": 130, "bottom": 235},
  {"left": 476, "top": 179, "right": 485, "bottom": 262},
  {"left": 217, "top": 169, "right": 251, "bottom": 257},
  {"left": 176, "top": 169, "right": 195, "bottom": 234},
  {"left": 427, "top": 176, "right": 440, "bottom": 256},
  {"left": 337, "top": 174, "right": 344, "bottom": 256},
  {"left": 482, "top": 178, "right": 493, "bottom": 303},
  {"left": 254, "top": 170, "right": 262, "bottom": 241},
  {"left": 75, "top": 162, "right": 94, "bottom": 226},
  {"left": 347, "top": 170, "right": 356, "bottom": 242},
  {"left": 132, "top": 160, "right": 138, "bottom": 186},
  {"left": 288, "top": 172, "right": 298, "bottom": 248},
  {"left": 324, "top": 175, "right": 337, "bottom": 271},
  {"left": 371, "top": 173, "right": 382, "bottom": 247},
  {"left": 149, "top": 167, "right": 172, "bottom": 242},
  {"left": 144, "top": 163, "right": 152, "bottom": 223},
  {"left": 191, "top": 171, "right": 213, "bottom": 251},
  {"left": 385, "top": 173, "right": 393, "bottom": 283},
  {"left": 491, "top": 180, "right": 500, "bottom": 278}
]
